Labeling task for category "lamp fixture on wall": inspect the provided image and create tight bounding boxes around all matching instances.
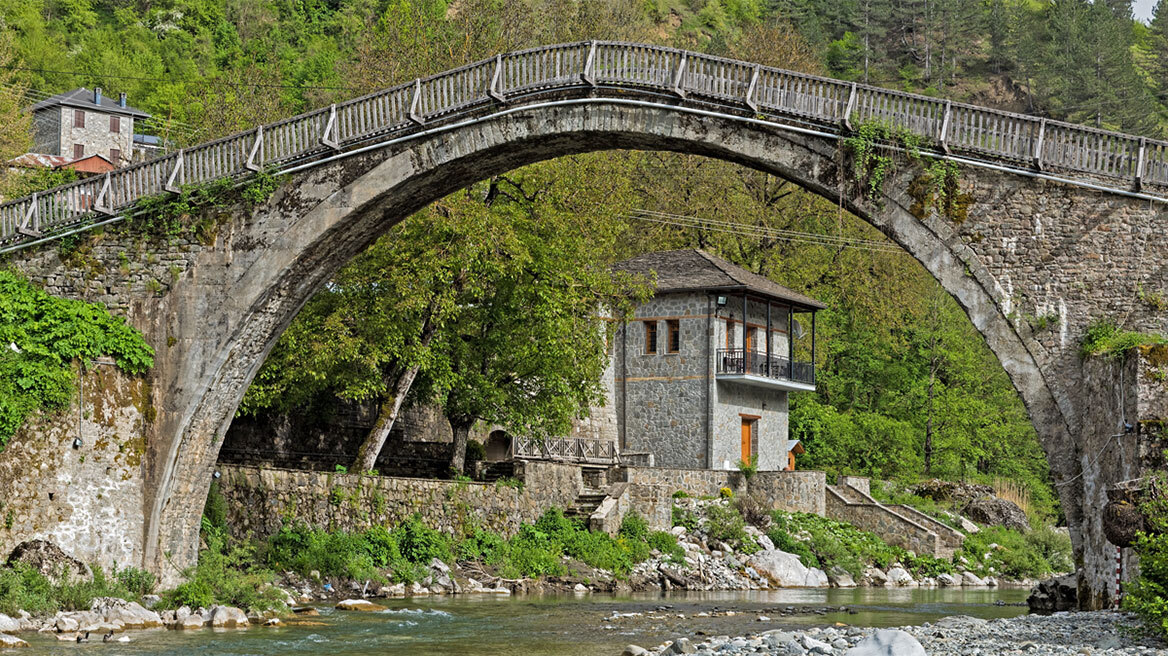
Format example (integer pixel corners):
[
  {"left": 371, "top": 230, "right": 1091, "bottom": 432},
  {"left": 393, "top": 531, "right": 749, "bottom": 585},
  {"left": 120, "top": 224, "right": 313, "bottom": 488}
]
[{"left": 716, "top": 295, "right": 727, "bottom": 307}]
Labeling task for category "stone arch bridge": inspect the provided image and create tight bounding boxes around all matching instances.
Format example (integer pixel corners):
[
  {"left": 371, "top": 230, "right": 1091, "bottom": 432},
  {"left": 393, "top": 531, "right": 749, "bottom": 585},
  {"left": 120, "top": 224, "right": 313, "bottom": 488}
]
[{"left": 2, "top": 42, "right": 1166, "bottom": 607}]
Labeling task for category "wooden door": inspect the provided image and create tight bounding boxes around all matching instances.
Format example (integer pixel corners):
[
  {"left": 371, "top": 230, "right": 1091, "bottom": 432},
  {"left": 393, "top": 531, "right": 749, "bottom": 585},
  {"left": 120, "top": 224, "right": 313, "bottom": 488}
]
[{"left": 741, "top": 419, "right": 752, "bottom": 462}]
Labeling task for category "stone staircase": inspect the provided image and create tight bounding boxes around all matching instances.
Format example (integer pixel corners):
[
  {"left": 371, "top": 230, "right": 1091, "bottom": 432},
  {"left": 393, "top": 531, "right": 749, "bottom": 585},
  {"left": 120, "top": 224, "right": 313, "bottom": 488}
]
[
  {"left": 478, "top": 461, "right": 520, "bottom": 483},
  {"left": 564, "top": 489, "right": 609, "bottom": 520},
  {"left": 825, "top": 476, "right": 965, "bottom": 559}
]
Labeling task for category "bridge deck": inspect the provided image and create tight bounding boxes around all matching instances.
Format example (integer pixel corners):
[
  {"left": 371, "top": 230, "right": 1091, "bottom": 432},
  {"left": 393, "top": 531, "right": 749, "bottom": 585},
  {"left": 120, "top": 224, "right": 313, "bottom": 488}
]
[{"left": 3, "top": 40, "right": 1166, "bottom": 253}]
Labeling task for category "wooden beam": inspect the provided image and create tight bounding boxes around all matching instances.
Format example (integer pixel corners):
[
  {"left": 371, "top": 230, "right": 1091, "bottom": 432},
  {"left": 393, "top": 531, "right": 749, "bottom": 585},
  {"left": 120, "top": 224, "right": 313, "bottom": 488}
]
[
  {"left": 939, "top": 100, "right": 952, "bottom": 154},
  {"left": 320, "top": 104, "right": 340, "bottom": 150},
  {"left": 581, "top": 41, "right": 597, "bottom": 87},
  {"left": 842, "top": 82, "right": 857, "bottom": 130},
  {"left": 489, "top": 54, "right": 507, "bottom": 103},
  {"left": 245, "top": 125, "right": 264, "bottom": 172},
  {"left": 745, "top": 65, "right": 760, "bottom": 112},
  {"left": 17, "top": 193, "right": 40, "bottom": 237},
  {"left": 94, "top": 172, "right": 114, "bottom": 216},
  {"left": 164, "top": 150, "right": 184, "bottom": 194},
  {"left": 1033, "top": 119, "right": 1047, "bottom": 171},
  {"left": 1135, "top": 137, "right": 1147, "bottom": 191},
  {"left": 408, "top": 79, "right": 425, "bottom": 125}
]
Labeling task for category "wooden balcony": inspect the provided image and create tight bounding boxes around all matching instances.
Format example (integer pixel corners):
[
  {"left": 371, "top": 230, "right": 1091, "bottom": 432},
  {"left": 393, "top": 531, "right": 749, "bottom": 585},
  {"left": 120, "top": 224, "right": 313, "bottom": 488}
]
[{"left": 716, "top": 348, "right": 816, "bottom": 392}]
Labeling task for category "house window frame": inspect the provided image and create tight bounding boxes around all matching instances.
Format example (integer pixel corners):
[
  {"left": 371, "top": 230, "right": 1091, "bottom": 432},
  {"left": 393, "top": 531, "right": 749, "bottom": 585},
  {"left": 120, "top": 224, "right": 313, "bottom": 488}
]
[
  {"left": 73, "top": 144, "right": 84, "bottom": 159},
  {"left": 110, "top": 115, "right": 120, "bottom": 133},
  {"left": 666, "top": 319, "right": 680, "bottom": 354},
  {"left": 643, "top": 320, "right": 658, "bottom": 355},
  {"left": 110, "top": 148, "right": 121, "bottom": 164},
  {"left": 73, "top": 109, "right": 85, "bottom": 128}
]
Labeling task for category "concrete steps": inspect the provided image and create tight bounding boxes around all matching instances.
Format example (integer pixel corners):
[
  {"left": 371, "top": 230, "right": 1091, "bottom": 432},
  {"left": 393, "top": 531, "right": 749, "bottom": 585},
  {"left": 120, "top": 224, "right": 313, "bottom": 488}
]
[{"left": 564, "top": 489, "right": 608, "bottom": 519}]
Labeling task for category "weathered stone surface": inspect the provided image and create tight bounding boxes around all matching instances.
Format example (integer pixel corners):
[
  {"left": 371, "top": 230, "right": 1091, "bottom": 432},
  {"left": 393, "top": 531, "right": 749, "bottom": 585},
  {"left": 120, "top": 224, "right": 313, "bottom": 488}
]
[
  {"left": 844, "top": 629, "right": 926, "bottom": 656},
  {"left": 176, "top": 614, "right": 205, "bottom": 630},
  {"left": 6, "top": 541, "right": 90, "bottom": 584},
  {"left": 1028, "top": 573, "right": 1078, "bottom": 613},
  {"left": 826, "top": 566, "right": 856, "bottom": 588},
  {"left": 0, "top": 633, "right": 29, "bottom": 648},
  {"left": 0, "top": 614, "right": 19, "bottom": 634},
  {"left": 208, "top": 605, "right": 249, "bottom": 628},
  {"left": 747, "top": 550, "right": 828, "bottom": 588},
  {"left": 90, "top": 597, "right": 162, "bottom": 629},
  {"left": 961, "top": 497, "right": 1030, "bottom": 532},
  {"left": 335, "top": 599, "right": 384, "bottom": 612}
]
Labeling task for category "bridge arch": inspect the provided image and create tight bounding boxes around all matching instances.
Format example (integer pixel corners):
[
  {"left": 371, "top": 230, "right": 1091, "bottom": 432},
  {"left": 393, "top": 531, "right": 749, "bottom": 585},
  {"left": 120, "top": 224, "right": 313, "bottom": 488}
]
[{"left": 146, "top": 100, "right": 1077, "bottom": 588}]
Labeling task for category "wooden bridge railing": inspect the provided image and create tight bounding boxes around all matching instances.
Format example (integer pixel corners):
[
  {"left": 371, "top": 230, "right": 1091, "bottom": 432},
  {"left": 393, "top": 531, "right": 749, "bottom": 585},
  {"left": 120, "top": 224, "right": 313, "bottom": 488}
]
[
  {"left": 512, "top": 435, "right": 619, "bottom": 463},
  {"left": 4, "top": 40, "right": 1167, "bottom": 251}
]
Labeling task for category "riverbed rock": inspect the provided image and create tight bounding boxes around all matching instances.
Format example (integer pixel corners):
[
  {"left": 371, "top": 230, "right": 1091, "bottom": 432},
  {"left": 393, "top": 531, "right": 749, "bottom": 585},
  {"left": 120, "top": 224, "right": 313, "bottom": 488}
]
[
  {"left": 0, "top": 633, "right": 29, "bottom": 648},
  {"left": 336, "top": 599, "right": 385, "bottom": 612},
  {"left": 885, "top": 567, "right": 914, "bottom": 586},
  {"left": 5, "top": 540, "right": 90, "bottom": 584},
  {"left": 845, "top": 629, "right": 926, "bottom": 656},
  {"left": 748, "top": 550, "right": 828, "bottom": 587},
  {"left": 827, "top": 566, "right": 856, "bottom": 588},
  {"left": 936, "top": 573, "right": 960, "bottom": 586},
  {"left": 209, "top": 605, "right": 249, "bottom": 628},
  {"left": 0, "top": 614, "right": 19, "bottom": 634},
  {"left": 961, "top": 497, "right": 1030, "bottom": 532},
  {"left": 961, "top": 571, "right": 986, "bottom": 586},
  {"left": 91, "top": 597, "right": 163, "bottom": 628},
  {"left": 622, "top": 645, "right": 649, "bottom": 656},
  {"left": 663, "top": 637, "right": 697, "bottom": 654},
  {"left": 1027, "top": 572, "right": 1078, "bottom": 613},
  {"left": 177, "top": 613, "right": 205, "bottom": 630}
]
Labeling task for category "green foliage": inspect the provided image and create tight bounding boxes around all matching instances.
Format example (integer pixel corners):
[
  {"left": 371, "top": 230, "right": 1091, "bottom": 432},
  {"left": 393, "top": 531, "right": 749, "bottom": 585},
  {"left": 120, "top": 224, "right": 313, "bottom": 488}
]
[
  {"left": 162, "top": 538, "right": 285, "bottom": 611},
  {"left": 1080, "top": 319, "right": 1168, "bottom": 360},
  {"left": 736, "top": 454, "right": 759, "bottom": 480},
  {"left": 494, "top": 477, "right": 525, "bottom": 491},
  {"left": 334, "top": 464, "right": 348, "bottom": 474},
  {"left": 0, "top": 563, "right": 155, "bottom": 616},
  {"left": 672, "top": 505, "right": 699, "bottom": 531},
  {"left": 1126, "top": 474, "right": 1168, "bottom": 637},
  {"left": 956, "top": 525, "right": 1072, "bottom": 579},
  {"left": 0, "top": 270, "right": 154, "bottom": 450},
  {"left": 126, "top": 170, "right": 284, "bottom": 240},
  {"left": 842, "top": 120, "right": 924, "bottom": 202},
  {"left": 769, "top": 510, "right": 954, "bottom": 579},
  {"left": 0, "top": 168, "right": 79, "bottom": 199},
  {"left": 703, "top": 502, "right": 757, "bottom": 553},
  {"left": 392, "top": 513, "right": 453, "bottom": 565}
]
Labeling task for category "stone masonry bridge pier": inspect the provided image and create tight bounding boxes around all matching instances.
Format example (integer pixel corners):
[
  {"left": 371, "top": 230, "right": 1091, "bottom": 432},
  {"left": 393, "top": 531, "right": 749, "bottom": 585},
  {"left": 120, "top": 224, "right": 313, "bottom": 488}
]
[{"left": 2, "top": 42, "right": 1166, "bottom": 607}]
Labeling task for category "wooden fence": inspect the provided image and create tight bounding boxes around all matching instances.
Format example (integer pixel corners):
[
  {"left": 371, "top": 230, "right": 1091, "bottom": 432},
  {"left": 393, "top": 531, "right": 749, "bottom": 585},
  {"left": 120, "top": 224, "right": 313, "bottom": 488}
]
[{"left": 4, "top": 40, "right": 1166, "bottom": 251}]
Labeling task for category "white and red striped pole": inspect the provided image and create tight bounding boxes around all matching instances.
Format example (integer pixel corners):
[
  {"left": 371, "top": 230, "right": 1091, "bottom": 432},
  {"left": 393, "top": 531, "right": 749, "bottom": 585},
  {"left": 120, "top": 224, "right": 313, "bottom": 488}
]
[{"left": 1115, "top": 546, "right": 1123, "bottom": 610}]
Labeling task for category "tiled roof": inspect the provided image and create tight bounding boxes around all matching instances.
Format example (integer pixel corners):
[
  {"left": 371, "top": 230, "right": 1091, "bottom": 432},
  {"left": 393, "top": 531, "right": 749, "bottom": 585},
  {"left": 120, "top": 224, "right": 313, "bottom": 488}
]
[
  {"left": 31, "top": 87, "right": 151, "bottom": 119},
  {"left": 613, "top": 249, "right": 826, "bottom": 310}
]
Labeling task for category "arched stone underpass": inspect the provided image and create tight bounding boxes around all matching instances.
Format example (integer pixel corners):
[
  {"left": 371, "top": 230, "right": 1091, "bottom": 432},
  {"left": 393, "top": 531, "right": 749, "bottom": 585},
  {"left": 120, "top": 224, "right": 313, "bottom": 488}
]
[{"left": 8, "top": 100, "right": 1166, "bottom": 609}]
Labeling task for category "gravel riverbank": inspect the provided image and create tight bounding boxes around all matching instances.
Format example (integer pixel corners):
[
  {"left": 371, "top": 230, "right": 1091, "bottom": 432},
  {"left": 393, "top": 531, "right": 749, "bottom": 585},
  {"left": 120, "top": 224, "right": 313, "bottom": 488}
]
[{"left": 626, "top": 611, "right": 1166, "bottom": 656}]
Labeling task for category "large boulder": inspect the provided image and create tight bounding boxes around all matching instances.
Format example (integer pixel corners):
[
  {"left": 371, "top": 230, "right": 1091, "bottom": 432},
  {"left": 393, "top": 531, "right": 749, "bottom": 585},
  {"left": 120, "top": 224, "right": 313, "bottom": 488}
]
[
  {"left": 90, "top": 597, "right": 163, "bottom": 629},
  {"left": 747, "top": 550, "right": 828, "bottom": 588},
  {"left": 208, "top": 605, "right": 249, "bottom": 628},
  {"left": 1027, "top": 573, "right": 1078, "bottom": 613},
  {"left": 961, "top": 497, "right": 1030, "bottom": 532},
  {"left": 0, "top": 633, "right": 28, "bottom": 648},
  {"left": 0, "top": 614, "right": 20, "bottom": 634},
  {"left": 5, "top": 541, "right": 90, "bottom": 584},
  {"left": 911, "top": 479, "right": 994, "bottom": 506},
  {"left": 845, "top": 629, "right": 926, "bottom": 656}
]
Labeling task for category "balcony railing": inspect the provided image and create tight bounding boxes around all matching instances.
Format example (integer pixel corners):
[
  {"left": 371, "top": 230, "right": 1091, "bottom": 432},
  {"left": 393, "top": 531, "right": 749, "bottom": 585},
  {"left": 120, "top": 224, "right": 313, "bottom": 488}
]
[
  {"left": 717, "top": 348, "right": 815, "bottom": 385},
  {"left": 512, "top": 435, "right": 619, "bottom": 463}
]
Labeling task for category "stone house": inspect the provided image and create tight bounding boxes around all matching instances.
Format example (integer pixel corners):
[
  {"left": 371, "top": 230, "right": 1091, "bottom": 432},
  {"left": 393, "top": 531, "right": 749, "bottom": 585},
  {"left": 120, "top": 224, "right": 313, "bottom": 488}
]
[
  {"left": 30, "top": 87, "right": 150, "bottom": 168},
  {"left": 610, "top": 249, "right": 824, "bottom": 471}
]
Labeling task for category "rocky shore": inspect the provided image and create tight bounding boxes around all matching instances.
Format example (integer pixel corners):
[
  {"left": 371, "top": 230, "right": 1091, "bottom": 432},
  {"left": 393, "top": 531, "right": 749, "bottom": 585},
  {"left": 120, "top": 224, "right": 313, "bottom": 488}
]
[{"left": 624, "top": 611, "right": 1166, "bottom": 656}]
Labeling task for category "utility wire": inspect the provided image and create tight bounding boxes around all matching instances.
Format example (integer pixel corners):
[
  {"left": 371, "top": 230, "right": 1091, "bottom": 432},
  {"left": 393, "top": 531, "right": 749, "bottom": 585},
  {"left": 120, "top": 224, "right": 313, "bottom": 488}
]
[
  {"left": 629, "top": 208, "right": 899, "bottom": 249},
  {"left": 3, "top": 64, "right": 368, "bottom": 93}
]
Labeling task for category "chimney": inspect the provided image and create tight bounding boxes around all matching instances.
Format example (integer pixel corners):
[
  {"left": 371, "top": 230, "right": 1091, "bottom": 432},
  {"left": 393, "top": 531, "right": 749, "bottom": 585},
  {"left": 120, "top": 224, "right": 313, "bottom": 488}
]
[
  {"left": 94, "top": 87, "right": 102, "bottom": 105},
  {"left": 118, "top": 92, "right": 126, "bottom": 108}
]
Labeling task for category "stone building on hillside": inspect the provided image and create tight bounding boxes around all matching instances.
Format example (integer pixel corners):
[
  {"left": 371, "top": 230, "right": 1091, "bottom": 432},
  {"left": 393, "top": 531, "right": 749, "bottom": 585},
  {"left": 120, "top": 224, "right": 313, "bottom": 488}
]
[
  {"left": 610, "top": 249, "right": 824, "bottom": 471},
  {"left": 29, "top": 87, "right": 150, "bottom": 168}
]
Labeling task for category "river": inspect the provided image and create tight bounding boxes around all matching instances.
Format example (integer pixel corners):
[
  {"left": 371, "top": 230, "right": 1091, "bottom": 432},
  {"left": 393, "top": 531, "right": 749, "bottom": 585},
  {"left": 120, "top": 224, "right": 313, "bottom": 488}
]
[{"left": 19, "top": 588, "right": 1030, "bottom": 655}]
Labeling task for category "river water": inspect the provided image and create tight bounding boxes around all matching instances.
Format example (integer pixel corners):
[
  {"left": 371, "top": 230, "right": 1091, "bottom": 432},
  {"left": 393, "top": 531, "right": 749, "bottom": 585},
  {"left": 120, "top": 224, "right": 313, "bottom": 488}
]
[{"left": 20, "top": 588, "right": 1030, "bottom": 655}]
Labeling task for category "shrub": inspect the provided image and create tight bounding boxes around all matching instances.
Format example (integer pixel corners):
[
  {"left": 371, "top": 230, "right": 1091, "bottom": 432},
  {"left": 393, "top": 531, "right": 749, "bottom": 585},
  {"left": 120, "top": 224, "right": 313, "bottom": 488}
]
[
  {"left": 704, "top": 503, "right": 747, "bottom": 544},
  {"left": 266, "top": 524, "right": 380, "bottom": 581},
  {"left": 1124, "top": 474, "right": 1168, "bottom": 637},
  {"left": 766, "top": 511, "right": 940, "bottom": 579},
  {"left": 956, "top": 525, "right": 1067, "bottom": 579},
  {"left": 719, "top": 487, "right": 734, "bottom": 499},
  {"left": 0, "top": 564, "right": 56, "bottom": 615},
  {"left": 733, "top": 492, "right": 770, "bottom": 527},
  {"left": 766, "top": 527, "right": 820, "bottom": 569},
  {"left": 161, "top": 539, "right": 286, "bottom": 611},
  {"left": 647, "top": 531, "right": 685, "bottom": 562},
  {"left": 618, "top": 513, "right": 649, "bottom": 542},
  {"left": 392, "top": 514, "right": 452, "bottom": 565},
  {"left": 672, "top": 506, "right": 699, "bottom": 531}
]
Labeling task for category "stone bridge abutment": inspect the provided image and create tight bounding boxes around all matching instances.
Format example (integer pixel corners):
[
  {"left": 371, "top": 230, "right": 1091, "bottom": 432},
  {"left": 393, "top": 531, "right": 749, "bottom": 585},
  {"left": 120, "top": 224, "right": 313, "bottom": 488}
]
[{"left": 4, "top": 101, "right": 1165, "bottom": 607}]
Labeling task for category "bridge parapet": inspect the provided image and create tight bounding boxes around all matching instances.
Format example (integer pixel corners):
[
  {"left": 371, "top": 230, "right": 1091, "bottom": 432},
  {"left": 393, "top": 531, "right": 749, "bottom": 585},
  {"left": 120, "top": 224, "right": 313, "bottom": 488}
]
[{"left": 3, "top": 41, "right": 1167, "bottom": 252}]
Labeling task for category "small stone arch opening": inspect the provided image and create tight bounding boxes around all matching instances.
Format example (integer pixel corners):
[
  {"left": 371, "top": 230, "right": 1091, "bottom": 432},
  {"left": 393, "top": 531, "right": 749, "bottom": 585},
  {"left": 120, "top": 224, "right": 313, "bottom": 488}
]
[{"left": 484, "top": 430, "right": 512, "bottom": 462}]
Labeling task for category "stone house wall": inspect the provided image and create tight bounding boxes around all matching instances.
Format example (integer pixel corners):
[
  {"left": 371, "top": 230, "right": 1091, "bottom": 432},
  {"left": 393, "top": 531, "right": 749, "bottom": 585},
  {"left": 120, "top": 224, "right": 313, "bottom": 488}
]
[
  {"left": 216, "top": 460, "right": 584, "bottom": 541},
  {"left": 52, "top": 105, "right": 135, "bottom": 165},
  {"left": 615, "top": 291, "right": 795, "bottom": 471}
]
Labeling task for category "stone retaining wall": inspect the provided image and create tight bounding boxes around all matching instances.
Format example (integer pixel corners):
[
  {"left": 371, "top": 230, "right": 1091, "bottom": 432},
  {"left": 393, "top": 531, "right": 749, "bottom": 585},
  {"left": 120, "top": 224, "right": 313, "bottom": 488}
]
[
  {"left": 825, "top": 488, "right": 941, "bottom": 557},
  {"left": 216, "top": 461, "right": 583, "bottom": 540},
  {"left": 618, "top": 466, "right": 825, "bottom": 516}
]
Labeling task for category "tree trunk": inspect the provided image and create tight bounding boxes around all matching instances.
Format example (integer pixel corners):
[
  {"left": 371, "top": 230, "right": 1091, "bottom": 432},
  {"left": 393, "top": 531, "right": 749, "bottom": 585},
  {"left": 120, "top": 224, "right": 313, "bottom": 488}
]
[
  {"left": 925, "top": 370, "right": 935, "bottom": 475},
  {"left": 449, "top": 419, "right": 473, "bottom": 475},
  {"left": 352, "top": 364, "right": 421, "bottom": 473}
]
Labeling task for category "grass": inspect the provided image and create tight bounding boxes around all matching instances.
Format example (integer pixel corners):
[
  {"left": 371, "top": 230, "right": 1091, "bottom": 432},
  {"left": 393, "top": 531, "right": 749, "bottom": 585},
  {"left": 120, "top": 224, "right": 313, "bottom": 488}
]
[
  {"left": 991, "top": 477, "right": 1032, "bottom": 518},
  {"left": 0, "top": 563, "right": 156, "bottom": 616},
  {"left": 954, "top": 524, "right": 1072, "bottom": 579}
]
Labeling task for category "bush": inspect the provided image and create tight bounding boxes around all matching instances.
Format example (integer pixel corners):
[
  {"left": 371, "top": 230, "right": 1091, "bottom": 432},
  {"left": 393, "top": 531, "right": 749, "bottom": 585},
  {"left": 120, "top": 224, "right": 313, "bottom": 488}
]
[
  {"left": 733, "top": 492, "right": 770, "bottom": 527},
  {"left": 647, "top": 531, "right": 685, "bottom": 562},
  {"left": 266, "top": 524, "right": 381, "bottom": 581},
  {"left": 672, "top": 506, "right": 698, "bottom": 531},
  {"left": 0, "top": 564, "right": 56, "bottom": 615},
  {"left": 766, "top": 527, "right": 820, "bottom": 569},
  {"left": 0, "top": 562, "right": 161, "bottom": 616},
  {"left": 1124, "top": 474, "right": 1168, "bottom": 637},
  {"left": 766, "top": 511, "right": 947, "bottom": 579},
  {"left": 392, "top": 514, "right": 452, "bottom": 565},
  {"left": 161, "top": 540, "right": 286, "bottom": 611},
  {"left": 956, "top": 525, "right": 1068, "bottom": 579},
  {"left": 704, "top": 503, "right": 747, "bottom": 544}
]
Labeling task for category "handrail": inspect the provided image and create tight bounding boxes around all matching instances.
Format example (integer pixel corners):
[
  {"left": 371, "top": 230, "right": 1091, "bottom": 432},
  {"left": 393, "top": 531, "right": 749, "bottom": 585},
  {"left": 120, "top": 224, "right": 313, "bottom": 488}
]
[
  {"left": 4, "top": 40, "right": 1167, "bottom": 251},
  {"left": 511, "top": 435, "right": 618, "bottom": 463},
  {"left": 717, "top": 347, "right": 815, "bottom": 385}
]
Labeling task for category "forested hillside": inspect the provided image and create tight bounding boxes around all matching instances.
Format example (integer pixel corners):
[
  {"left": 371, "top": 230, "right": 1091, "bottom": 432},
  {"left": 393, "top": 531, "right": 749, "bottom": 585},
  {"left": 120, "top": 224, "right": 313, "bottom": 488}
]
[{"left": 7, "top": 0, "right": 1161, "bottom": 520}]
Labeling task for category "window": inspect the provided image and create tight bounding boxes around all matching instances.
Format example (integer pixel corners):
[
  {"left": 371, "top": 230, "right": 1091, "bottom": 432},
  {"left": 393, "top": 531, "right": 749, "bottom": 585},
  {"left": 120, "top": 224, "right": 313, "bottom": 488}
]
[
  {"left": 666, "top": 319, "right": 680, "bottom": 354},
  {"left": 110, "top": 116, "right": 120, "bottom": 133},
  {"left": 74, "top": 109, "right": 85, "bottom": 128},
  {"left": 644, "top": 321, "right": 658, "bottom": 354},
  {"left": 110, "top": 148, "right": 121, "bottom": 164},
  {"left": 73, "top": 144, "right": 84, "bottom": 159}
]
